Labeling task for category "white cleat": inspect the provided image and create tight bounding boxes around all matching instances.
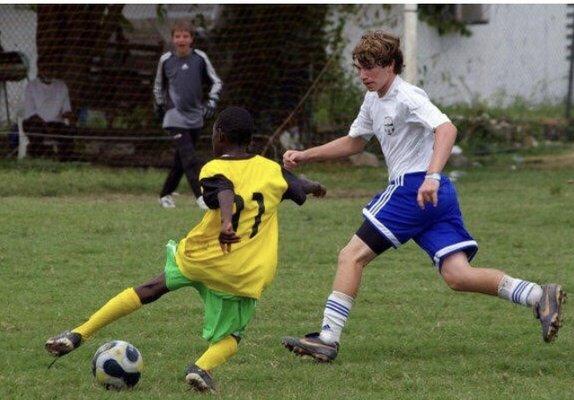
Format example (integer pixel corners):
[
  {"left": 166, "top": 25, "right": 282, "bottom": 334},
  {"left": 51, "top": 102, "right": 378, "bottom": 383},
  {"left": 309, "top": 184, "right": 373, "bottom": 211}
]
[
  {"left": 196, "top": 195, "right": 209, "bottom": 211},
  {"left": 159, "top": 195, "right": 176, "bottom": 208}
]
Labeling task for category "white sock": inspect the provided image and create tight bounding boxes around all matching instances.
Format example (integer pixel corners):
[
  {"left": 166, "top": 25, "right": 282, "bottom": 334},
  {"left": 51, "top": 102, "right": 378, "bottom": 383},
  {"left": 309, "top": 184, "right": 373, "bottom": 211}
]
[
  {"left": 497, "top": 275, "right": 543, "bottom": 307},
  {"left": 319, "top": 291, "right": 354, "bottom": 344}
]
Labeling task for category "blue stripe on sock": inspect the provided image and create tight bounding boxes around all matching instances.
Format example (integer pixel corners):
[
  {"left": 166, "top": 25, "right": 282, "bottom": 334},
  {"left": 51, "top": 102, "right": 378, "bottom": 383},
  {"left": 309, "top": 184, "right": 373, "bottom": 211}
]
[
  {"left": 511, "top": 281, "right": 524, "bottom": 303},
  {"left": 512, "top": 281, "right": 528, "bottom": 304},
  {"left": 517, "top": 282, "right": 530, "bottom": 303},
  {"left": 512, "top": 282, "right": 524, "bottom": 303},
  {"left": 520, "top": 283, "right": 533, "bottom": 303},
  {"left": 523, "top": 284, "right": 535, "bottom": 304},
  {"left": 327, "top": 300, "right": 349, "bottom": 313},
  {"left": 326, "top": 300, "right": 350, "bottom": 315},
  {"left": 325, "top": 304, "right": 349, "bottom": 318},
  {"left": 326, "top": 301, "right": 350, "bottom": 315}
]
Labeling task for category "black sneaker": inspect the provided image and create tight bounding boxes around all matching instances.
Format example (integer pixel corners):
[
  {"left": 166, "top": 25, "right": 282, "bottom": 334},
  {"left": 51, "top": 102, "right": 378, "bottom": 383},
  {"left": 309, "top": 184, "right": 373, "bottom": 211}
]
[
  {"left": 185, "top": 364, "right": 215, "bottom": 393},
  {"left": 281, "top": 332, "right": 338, "bottom": 362},
  {"left": 45, "top": 331, "right": 83, "bottom": 357},
  {"left": 534, "top": 284, "right": 566, "bottom": 342}
]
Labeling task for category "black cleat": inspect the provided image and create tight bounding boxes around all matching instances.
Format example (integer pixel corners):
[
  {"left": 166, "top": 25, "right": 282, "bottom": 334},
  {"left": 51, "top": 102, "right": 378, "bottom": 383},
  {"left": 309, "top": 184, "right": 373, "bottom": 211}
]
[
  {"left": 281, "top": 332, "right": 338, "bottom": 362},
  {"left": 534, "top": 284, "right": 566, "bottom": 343},
  {"left": 45, "top": 331, "right": 83, "bottom": 357},
  {"left": 185, "top": 364, "right": 216, "bottom": 393}
]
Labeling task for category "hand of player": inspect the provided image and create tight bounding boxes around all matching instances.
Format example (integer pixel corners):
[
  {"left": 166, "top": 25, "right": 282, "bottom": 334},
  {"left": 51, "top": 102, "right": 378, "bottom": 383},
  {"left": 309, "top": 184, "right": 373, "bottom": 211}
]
[
  {"left": 219, "top": 221, "right": 240, "bottom": 253},
  {"left": 204, "top": 99, "right": 217, "bottom": 120},
  {"left": 417, "top": 178, "right": 440, "bottom": 209},
  {"left": 283, "top": 150, "right": 306, "bottom": 170},
  {"left": 308, "top": 181, "right": 326, "bottom": 197},
  {"left": 297, "top": 174, "right": 326, "bottom": 197},
  {"left": 312, "top": 183, "right": 327, "bottom": 198}
]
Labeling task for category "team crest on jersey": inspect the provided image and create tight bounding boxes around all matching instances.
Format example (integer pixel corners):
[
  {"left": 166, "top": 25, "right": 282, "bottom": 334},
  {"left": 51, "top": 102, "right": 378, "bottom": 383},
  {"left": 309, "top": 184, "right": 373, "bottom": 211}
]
[{"left": 384, "top": 116, "right": 394, "bottom": 135}]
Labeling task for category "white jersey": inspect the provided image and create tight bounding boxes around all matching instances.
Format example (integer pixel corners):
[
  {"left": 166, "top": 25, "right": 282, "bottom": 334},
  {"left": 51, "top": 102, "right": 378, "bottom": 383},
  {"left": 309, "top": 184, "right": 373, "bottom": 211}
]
[
  {"left": 348, "top": 76, "right": 450, "bottom": 181},
  {"left": 24, "top": 78, "right": 72, "bottom": 123}
]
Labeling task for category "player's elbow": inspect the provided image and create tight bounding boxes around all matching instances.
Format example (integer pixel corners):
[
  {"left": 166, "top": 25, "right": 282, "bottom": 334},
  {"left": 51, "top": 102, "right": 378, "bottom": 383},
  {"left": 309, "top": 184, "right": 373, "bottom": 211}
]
[
  {"left": 436, "top": 122, "right": 457, "bottom": 140},
  {"left": 449, "top": 123, "right": 458, "bottom": 138},
  {"left": 347, "top": 136, "right": 367, "bottom": 155}
]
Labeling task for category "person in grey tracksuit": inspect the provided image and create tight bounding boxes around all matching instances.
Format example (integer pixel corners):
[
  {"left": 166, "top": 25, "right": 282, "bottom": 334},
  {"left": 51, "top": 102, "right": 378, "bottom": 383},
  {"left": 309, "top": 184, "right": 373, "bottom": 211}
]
[{"left": 154, "top": 19, "right": 222, "bottom": 209}]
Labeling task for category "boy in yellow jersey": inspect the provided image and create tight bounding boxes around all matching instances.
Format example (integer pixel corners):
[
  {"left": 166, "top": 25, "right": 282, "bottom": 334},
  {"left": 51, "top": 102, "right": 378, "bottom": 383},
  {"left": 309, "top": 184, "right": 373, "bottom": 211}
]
[{"left": 45, "top": 106, "right": 326, "bottom": 392}]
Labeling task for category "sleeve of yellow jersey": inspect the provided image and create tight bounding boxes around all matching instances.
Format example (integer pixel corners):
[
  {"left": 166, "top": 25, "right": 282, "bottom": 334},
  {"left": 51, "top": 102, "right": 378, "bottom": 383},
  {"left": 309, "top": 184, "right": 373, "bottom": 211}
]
[
  {"left": 199, "top": 160, "right": 219, "bottom": 181},
  {"left": 199, "top": 160, "right": 234, "bottom": 210}
]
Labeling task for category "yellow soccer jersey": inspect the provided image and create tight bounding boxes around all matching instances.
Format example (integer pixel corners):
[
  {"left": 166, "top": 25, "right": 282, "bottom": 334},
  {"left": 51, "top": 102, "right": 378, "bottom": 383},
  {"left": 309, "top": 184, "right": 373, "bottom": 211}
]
[{"left": 175, "top": 155, "right": 306, "bottom": 299}]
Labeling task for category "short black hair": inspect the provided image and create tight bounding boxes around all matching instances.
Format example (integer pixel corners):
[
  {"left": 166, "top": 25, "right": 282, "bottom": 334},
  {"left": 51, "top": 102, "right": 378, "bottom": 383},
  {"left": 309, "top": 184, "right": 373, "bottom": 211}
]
[{"left": 214, "top": 106, "right": 254, "bottom": 145}]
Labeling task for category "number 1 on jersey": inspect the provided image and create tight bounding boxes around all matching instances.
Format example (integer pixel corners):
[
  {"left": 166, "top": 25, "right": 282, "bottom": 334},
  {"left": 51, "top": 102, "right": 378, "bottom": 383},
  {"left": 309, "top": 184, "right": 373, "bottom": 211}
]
[{"left": 231, "top": 192, "right": 265, "bottom": 238}]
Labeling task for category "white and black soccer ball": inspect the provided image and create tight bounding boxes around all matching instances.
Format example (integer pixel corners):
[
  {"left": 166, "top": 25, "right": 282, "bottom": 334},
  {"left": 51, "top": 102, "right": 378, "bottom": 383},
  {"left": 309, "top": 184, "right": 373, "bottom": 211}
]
[{"left": 92, "top": 340, "right": 143, "bottom": 390}]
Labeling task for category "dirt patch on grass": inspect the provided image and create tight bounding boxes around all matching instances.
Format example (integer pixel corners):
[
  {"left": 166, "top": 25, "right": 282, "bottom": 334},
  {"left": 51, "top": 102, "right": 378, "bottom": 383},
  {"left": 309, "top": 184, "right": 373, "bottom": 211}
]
[{"left": 525, "top": 151, "right": 574, "bottom": 169}]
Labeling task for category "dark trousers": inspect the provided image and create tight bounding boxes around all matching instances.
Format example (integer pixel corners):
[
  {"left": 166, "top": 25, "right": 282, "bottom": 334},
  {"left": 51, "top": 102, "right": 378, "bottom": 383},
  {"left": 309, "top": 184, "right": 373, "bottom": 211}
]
[
  {"left": 160, "top": 127, "right": 203, "bottom": 198},
  {"left": 23, "top": 116, "right": 76, "bottom": 161}
]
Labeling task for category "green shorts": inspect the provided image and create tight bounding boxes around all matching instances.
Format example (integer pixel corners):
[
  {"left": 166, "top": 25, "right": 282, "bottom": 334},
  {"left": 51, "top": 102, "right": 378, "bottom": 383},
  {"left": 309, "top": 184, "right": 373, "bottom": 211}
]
[{"left": 163, "top": 240, "right": 257, "bottom": 343}]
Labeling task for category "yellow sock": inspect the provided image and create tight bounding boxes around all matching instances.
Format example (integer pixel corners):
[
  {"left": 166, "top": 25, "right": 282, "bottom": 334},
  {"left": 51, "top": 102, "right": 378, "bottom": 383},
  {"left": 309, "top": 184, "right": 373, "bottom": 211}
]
[
  {"left": 72, "top": 288, "right": 142, "bottom": 339},
  {"left": 195, "top": 336, "right": 239, "bottom": 371}
]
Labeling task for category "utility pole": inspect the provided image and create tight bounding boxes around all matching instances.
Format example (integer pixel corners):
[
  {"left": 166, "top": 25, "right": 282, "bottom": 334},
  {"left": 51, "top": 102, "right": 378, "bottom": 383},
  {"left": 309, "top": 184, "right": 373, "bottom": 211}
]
[{"left": 404, "top": 4, "right": 418, "bottom": 84}]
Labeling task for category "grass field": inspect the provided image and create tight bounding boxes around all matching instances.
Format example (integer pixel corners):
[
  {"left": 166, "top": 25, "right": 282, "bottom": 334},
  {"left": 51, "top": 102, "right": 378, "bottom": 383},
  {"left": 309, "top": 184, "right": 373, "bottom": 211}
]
[{"left": 1, "top": 156, "right": 573, "bottom": 399}]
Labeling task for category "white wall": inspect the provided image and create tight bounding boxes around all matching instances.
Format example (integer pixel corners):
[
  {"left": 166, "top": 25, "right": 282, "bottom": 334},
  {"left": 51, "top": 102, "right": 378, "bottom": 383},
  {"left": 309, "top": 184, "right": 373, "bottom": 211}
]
[
  {"left": 419, "top": 4, "right": 568, "bottom": 106},
  {"left": 0, "top": 5, "right": 36, "bottom": 124},
  {"left": 340, "top": 4, "right": 569, "bottom": 106}
]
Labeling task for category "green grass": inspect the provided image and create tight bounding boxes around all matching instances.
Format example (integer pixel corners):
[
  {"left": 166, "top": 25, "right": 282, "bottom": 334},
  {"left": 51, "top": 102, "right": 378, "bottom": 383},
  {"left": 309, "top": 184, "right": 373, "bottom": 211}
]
[
  {"left": 441, "top": 99, "right": 566, "bottom": 121},
  {"left": 1, "top": 158, "right": 573, "bottom": 399}
]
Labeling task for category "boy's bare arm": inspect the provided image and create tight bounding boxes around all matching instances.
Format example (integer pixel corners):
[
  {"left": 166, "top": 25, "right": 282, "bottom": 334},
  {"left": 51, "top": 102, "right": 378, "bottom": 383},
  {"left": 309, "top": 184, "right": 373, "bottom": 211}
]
[
  {"left": 217, "top": 189, "right": 240, "bottom": 253},
  {"left": 298, "top": 176, "right": 327, "bottom": 197}
]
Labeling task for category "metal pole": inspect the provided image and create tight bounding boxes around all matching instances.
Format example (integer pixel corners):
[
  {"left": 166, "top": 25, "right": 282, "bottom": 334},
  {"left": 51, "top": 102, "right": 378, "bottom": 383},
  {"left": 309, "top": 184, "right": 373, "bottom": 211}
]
[
  {"left": 2, "top": 82, "right": 10, "bottom": 125},
  {"left": 404, "top": 4, "right": 418, "bottom": 84}
]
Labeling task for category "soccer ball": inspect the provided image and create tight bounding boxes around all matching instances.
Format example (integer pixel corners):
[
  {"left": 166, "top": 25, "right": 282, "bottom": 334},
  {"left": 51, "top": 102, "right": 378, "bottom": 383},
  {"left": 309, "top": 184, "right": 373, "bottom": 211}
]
[{"left": 91, "top": 340, "right": 143, "bottom": 390}]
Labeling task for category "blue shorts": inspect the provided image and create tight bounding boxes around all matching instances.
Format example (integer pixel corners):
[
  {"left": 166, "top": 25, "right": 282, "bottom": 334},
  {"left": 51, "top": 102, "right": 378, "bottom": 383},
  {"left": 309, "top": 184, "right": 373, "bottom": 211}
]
[{"left": 362, "top": 172, "right": 478, "bottom": 268}]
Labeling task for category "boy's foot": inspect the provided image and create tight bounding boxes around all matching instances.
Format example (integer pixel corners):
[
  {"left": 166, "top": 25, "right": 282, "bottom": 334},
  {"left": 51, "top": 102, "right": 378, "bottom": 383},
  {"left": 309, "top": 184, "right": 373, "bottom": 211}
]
[
  {"left": 45, "top": 331, "right": 82, "bottom": 357},
  {"left": 159, "top": 195, "right": 176, "bottom": 208},
  {"left": 196, "top": 195, "right": 209, "bottom": 211},
  {"left": 281, "top": 332, "right": 338, "bottom": 362},
  {"left": 185, "top": 364, "right": 215, "bottom": 393},
  {"left": 534, "top": 284, "right": 566, "bottom": 342}
]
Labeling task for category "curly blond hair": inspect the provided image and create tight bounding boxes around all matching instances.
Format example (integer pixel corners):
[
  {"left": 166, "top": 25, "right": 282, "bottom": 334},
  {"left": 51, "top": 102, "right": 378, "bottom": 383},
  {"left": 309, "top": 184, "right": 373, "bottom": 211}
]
[{"left": 352, "top": 31, "right": 404, "bottom": 74}]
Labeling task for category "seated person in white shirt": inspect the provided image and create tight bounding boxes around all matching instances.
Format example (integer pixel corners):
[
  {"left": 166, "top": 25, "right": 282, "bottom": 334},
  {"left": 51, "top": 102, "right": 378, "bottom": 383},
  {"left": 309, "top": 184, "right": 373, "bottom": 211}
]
[{"left": 23, "top": 62, "right": 76, "bottom": 161}]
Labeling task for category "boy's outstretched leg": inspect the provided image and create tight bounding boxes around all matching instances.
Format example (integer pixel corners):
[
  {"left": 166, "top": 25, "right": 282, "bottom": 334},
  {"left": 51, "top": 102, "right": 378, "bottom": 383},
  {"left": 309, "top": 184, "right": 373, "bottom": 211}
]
[
  {"left": 440, "top": 252, "right": 566, "bottom": 342},
  {"left": 45, "top": 273, "right": 169, "bottom": 357},
  {"left": 185, "top": 335, "right": 239, "bottom": 393}
]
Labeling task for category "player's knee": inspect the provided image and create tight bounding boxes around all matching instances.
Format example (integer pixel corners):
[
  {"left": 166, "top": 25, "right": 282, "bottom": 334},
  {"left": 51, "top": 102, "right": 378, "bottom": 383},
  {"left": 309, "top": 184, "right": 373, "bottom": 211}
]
[
  {"left": 442, "top": 270, "right": 467, "bottom": 291},
  {"left": 135, "top": 280, "right": 168, "bottom": 304},
  {"left": 338, "top": 246, "right": 367, "bottom": 269},
  {"left": 441, "top": 262, "right": 472, "bottom": 291}
]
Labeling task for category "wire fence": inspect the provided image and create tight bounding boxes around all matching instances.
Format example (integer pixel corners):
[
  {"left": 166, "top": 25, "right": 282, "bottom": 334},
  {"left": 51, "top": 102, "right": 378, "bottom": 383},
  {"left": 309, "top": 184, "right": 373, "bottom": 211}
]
[{"left": 0, "top": 4, "right": 572, "bottom": 166}]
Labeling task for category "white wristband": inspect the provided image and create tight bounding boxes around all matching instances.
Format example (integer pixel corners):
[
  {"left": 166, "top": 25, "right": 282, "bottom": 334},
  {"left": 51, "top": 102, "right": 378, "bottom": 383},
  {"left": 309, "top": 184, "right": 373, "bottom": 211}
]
[{"left": 425, "top": 173, "right": 441, "bottom": 181}]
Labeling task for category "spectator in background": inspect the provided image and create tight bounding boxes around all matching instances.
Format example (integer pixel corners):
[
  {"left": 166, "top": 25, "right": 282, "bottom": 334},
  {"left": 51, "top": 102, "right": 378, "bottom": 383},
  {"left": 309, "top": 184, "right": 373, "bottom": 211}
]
[
  {"left": 154, "top": 19, "right": 222, "bottom": 209},
  {"left": 23, "top": 61, "right": 76, "bottom": 161}
]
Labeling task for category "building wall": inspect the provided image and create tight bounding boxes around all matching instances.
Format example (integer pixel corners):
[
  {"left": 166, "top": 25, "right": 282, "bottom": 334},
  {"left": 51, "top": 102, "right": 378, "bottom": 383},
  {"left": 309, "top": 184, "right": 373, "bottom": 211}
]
[
  {"left": 340, "top": 4, "right": 569, "bottom": 106},
  {"left": 0, "top": 5, "right": 37, "bottom": 123}
]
